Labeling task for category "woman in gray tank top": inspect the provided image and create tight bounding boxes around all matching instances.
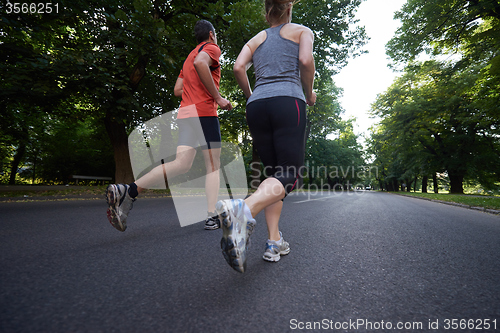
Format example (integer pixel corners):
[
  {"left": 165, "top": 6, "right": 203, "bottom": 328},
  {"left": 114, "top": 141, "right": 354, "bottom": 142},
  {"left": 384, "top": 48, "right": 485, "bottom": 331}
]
[{"left": 215, "top": 0, "right": 316, "bottom": 273}]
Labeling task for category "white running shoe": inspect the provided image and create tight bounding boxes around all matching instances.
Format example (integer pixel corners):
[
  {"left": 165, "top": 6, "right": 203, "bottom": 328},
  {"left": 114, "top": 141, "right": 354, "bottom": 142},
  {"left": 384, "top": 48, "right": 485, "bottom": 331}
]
[
  {"left": 262, "top": 232, "right": 290, "bottom": 262},
  {"left": 204, "top": 212, "right": 221, "bottom": 230},
  {"left": 216, "top": 199, "right": 256, "bottom": 273},
  {"left": 106, "top": 184, "right": 135, "bottom": 232}
]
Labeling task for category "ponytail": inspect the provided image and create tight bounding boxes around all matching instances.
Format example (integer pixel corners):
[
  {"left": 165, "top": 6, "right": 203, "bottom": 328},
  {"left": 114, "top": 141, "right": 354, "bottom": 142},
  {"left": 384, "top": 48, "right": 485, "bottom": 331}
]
[{"left": 265, "top": 0, "right": 300, "bottom": 22}]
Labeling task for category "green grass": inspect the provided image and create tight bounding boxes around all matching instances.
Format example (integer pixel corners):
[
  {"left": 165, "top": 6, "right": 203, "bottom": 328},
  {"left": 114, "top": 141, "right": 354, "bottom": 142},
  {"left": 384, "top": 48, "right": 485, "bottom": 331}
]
[
  {"left": 0, "top": 186, "right": 107, "bottom": 198},
  {"left": 0, "top": 185, "right": 171, "bottom": 200},
  {"left": 395, "top": 192, "right": 500, "bottom": 210}
]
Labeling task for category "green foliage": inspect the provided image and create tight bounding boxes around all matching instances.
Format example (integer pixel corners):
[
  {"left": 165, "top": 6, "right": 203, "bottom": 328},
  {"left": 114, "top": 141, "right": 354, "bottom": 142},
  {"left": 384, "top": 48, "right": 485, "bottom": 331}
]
[
  {"left": 292, "top": 0, "right": 368, "bottom": 75},
  {"left": 387, "top": 0, "right": 500, "bottom": 66},
  {"left": 34, "top": 117, "right": 115, "bottom": 183},
  {"left": 371, "top": 0, "right": 500, "bottom": 193},
  {"left": 306, "top": 118, "right": 365, "bottom": 188},
  {"left": 3, "top": 114, "right": 114, "bottom": 184},
  {"left": 369, "top": 60, "right": 500, "bottom": 193},
  {"left": 1, "top": 0, "right": 368, "bottom": 184},
  {"left": 396, "top": 192, "right": 500, "bottom": 210}
]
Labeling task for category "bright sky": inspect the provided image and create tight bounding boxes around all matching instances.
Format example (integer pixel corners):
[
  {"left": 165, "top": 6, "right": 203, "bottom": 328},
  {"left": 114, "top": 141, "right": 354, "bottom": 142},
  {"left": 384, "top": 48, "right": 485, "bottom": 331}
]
[{"left": 334, "top": 0, "right": 406, "bottom": 137}]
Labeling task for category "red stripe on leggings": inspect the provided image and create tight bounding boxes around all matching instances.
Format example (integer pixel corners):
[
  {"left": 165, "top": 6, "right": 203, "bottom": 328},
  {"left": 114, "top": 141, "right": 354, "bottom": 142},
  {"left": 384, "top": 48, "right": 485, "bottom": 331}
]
[{"left": 295, "top": 99, "right": 300, "bottom": 127}]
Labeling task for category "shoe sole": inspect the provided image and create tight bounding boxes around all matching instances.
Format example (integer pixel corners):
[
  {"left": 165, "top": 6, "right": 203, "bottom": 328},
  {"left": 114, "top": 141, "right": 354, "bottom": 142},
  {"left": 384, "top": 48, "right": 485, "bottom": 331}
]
[
  {"left": 216, "top": 200, "right": 255, "bottom": 273},
  {"left": 263, "top": 243, "right": 290, "bottom": 262},
  {"left": 106, "top": 185, "right": 126, "bottom": 232},
  {"left": 263, "top": 248, "right": 290, "bottom": 262},
  {"left": 204, "top": 225, "right": 220, "bottom": 230}
]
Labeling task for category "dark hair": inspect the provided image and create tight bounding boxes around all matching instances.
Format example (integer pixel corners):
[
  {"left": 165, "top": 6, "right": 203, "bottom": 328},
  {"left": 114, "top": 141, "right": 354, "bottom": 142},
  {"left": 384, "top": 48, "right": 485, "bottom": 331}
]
[{"left": 194, "top": 20, "right": 215, "bottom": 44}]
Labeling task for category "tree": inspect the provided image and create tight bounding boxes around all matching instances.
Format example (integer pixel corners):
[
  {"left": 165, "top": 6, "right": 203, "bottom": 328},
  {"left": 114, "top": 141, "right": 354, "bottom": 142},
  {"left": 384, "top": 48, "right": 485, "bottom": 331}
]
[
  {"left": 387, "top": 0, "right": 500, "bottom": 68},
  {"left": 35, "top": 117, "right": 115, "bottom": 183},
  {"left": 375, "top": 0, "right": 500, "bottom": 193},
  {"left": 306, "top": 116, "right": 365, "bottom": 190},
  {"left": 1, "top": 0, "right": 368, "bottom": 184},
  {"left": 370, "top": 60, "right": 500, "bottom": 194}
]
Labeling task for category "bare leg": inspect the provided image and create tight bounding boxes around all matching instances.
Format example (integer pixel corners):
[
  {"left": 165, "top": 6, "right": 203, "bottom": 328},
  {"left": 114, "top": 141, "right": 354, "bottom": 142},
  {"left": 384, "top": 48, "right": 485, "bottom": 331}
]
[
  {"left": 202, "top": 148, "right": 221, "bottom": 213},
  {"left": 264, "top": 200, "right": 283, "bottom": 241},
  {"left": 244, "top": 177, "right": 285, "bottom": 241},
  {"left": 135, "top": 145, "right": 196, "bottom": 193}
]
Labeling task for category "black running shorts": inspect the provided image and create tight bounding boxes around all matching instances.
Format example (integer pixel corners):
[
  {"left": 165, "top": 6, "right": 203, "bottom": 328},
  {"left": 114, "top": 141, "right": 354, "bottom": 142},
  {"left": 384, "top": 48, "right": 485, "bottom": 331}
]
[{"left": 177, "top": 116, "right": 222, "bottom": 150}]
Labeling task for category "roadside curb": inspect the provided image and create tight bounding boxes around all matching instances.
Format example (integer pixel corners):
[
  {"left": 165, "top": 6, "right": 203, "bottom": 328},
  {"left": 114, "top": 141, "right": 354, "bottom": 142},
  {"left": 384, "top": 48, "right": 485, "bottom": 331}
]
[{"left": 392, "top": 192, "right": 500, "bottom": 216}]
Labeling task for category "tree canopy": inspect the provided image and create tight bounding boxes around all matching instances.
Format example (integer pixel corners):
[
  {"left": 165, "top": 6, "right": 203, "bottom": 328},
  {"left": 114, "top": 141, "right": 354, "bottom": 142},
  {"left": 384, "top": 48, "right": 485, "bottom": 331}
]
[
  {"left": 387, "top": 0, "right": 500, "bottom": 67},
  {"left": 369, "top": 0, "right": 500, "bottom": 194},
  {"left": 1, "top": 0, "right": 368, "bottom": 186}
]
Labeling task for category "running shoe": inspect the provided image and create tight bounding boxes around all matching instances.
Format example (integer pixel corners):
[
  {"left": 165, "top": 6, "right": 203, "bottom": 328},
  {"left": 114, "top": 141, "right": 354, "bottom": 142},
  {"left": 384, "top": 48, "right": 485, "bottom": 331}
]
[
  {"left": 262, "top": 232, "right": 290, "bottom": 262},
  {"left": 106, "top": 184, "right": 135, "bottom": 232},
  {"left": 204, "top": 212, "right": 220, "bottom": 230},
  {"left": 216, "top": 199, "right": 256, "bottom": 273}
]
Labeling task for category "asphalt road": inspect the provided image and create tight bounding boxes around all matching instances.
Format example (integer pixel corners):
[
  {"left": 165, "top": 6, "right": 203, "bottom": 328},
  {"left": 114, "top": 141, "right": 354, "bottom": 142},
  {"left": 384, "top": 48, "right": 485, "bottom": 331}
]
[{"left": 1, "top": 191, "right": 499, "bottom": 333}]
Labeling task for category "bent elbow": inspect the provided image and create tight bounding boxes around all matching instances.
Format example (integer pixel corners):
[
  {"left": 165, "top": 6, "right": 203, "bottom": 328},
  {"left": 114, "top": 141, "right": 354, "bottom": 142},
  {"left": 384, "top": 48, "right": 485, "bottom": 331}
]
[
  {"left": 193, "top": 59, "right": 202, "bottom": 71},
  {"left": 233, "top": 62, "right": 245, "bottom": 76},
  {"left": 299, "top": 56, "right": 314, "bottom": 69}
]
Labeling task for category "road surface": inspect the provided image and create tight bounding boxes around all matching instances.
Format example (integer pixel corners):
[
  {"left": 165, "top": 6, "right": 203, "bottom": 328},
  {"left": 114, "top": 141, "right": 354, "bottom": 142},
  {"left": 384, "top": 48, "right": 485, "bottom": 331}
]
[{"left": 1, "top": 191, "right": 499, "bottom": 332}]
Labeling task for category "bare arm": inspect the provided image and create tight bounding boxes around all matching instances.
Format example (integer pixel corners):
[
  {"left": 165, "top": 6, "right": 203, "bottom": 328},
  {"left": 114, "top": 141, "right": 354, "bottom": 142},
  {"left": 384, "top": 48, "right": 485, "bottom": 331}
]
[
  {"left": 193, "top": 51, "right": 232, "bottom": 110},
  {"left": 233, "top": 44, "right": 253, "bottom": 99},
  {"left": 298, "top": 28, "right": 316, "bottom": 106},
  {"left": 174, "top": 77, "right": 183, "bottom": 97},
  {"left": 233, "top": 31, "right": 267, "bottom": 100}
]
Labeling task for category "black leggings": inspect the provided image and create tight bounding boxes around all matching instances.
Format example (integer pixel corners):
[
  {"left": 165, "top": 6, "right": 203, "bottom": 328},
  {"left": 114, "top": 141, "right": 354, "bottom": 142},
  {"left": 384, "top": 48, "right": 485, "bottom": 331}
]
[{"left": 246, "top": 96, "right": 307, "bottom": 195}]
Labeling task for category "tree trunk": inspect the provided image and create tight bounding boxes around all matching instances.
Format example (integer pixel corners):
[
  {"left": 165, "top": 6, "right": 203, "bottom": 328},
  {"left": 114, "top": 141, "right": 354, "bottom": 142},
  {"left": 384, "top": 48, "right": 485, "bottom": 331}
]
[
  {"left": 405, "top": 178, "right": 412, "bottom": 192},
  {"left": 413, "top": 176, "right": 417, "bottom": 192},
  {"left": 32, "top": 150, "right": 37, "bottom": 184},
  {"left": 9, "top": 143, "right": 26, "bottom": 185},
  {"left": 448, "top": 173, "right": 464, "bottom": 194},
  {"left": 129, "top": 55, "right": 149, "bottom": 91},
  {"left": 422, "top": 175, "right": 428, "bottom": 193},
  {"left": 433, "top": 173, "right": 438, "bottom": 193},
  {"left": 393, "top": 179, "right": 399, "bottom": 192},
  {"left": 105, "top": 17, "right": 149, "bottom": 185},
  {"left": 104, "top": 113, "right": 135, "bottom": 184}
]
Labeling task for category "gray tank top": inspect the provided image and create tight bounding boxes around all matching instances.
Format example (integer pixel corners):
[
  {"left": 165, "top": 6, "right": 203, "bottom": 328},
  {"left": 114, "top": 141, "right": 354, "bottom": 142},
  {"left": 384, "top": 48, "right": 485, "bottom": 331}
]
[{"left": 247, "top": 24, "right": 306, "bottom": 105}]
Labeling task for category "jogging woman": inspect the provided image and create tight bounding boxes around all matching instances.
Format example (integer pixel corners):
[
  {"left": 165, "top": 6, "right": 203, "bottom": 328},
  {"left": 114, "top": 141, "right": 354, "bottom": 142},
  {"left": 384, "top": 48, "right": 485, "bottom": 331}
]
[{"left": 216, "top": 0, "right": 316, "bottom": 273}]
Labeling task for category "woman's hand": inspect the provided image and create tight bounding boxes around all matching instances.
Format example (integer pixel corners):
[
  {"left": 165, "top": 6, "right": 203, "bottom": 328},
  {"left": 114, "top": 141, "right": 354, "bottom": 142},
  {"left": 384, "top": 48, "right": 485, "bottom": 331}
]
[{"left": 306, "top": 91, "right": 316, "bottom": 106}]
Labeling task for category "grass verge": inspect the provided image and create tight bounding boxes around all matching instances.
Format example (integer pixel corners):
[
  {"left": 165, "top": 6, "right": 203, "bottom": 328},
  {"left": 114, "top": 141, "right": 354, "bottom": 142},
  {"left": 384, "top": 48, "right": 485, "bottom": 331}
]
[
  {"left": 0, "top": 186, "right": 107, "bottom": 198},
  {"left": 395, "top": 192, "right": 500, "bottom": 210},
  {"left": 0, "top": 185, "right": 171, "bottom": 200}
]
